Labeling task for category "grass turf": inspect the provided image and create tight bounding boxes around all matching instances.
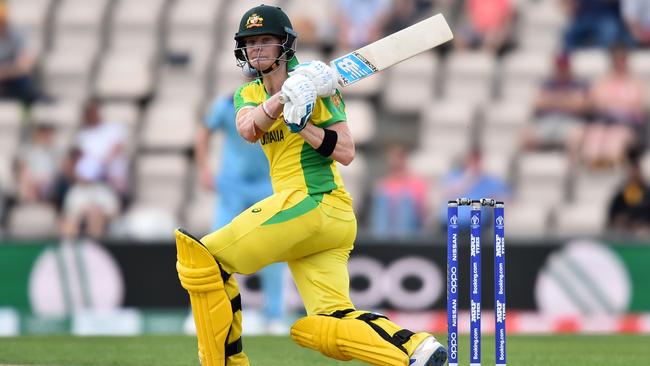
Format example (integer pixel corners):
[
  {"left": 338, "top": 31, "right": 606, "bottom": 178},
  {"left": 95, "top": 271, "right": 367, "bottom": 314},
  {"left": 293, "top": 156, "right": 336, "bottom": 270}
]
[{"left": 0, "top": 334, "right": 649, "bottom": 365}]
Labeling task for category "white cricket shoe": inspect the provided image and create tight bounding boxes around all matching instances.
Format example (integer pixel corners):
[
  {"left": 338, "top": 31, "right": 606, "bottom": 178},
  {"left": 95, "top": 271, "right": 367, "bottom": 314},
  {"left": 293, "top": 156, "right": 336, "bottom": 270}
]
[{"left": 409, "top": 336, "right": 447, "bottom": 366}]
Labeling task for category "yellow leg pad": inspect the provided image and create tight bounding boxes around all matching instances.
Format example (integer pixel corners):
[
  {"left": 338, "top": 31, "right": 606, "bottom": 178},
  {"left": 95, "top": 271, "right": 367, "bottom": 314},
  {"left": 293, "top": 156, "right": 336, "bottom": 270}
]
[
  {"left": 225, "top": 276, "right": 249, "bottom": 366},
  {"left": 290, "top": 315, "right": 352, "bottom": 361},
  {"left": 226, "top": 351, "right": 249, "bottom": 366},
  {"left": 291, "top": 315, "right": 410, "bottom": 366},
  {"left": 176, "top": 229, "right": 232, "bottom": 366},
  {"left": 344, "top": 311, "right": 431, "bottom": 358}
]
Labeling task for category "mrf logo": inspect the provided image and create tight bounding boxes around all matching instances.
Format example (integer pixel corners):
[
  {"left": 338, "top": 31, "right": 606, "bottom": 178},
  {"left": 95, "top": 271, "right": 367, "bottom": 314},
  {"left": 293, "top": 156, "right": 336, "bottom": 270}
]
[{"left": 245, "top": 13, "right": 264, "bottom": 29}]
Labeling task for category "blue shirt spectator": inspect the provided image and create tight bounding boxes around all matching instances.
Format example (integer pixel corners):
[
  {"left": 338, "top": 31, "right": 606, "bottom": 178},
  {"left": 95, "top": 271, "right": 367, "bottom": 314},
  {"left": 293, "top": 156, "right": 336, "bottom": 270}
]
[
  {"left": 0, "top": 3, "right": 40, "bottom": 105},
  {"left": 199, "top": 96, "right": 272, "bottom": 229},
  {"left": 336, "top": 0, "right": 392, "bottom": 50},
  {"left": 621, "top": 0, "right": 650, "bottom": 47},
  {"left": 563, "top": 0, "right": 632, "bottom": 51},
  {"left": 195, "top": 95, "right": 286, "bottom": 334},
  {"left": 438, "top": 149, "right": 511, "bottom": 228},
  {"left": 370, "top": 144, "right": 429, "bottom": 238}
]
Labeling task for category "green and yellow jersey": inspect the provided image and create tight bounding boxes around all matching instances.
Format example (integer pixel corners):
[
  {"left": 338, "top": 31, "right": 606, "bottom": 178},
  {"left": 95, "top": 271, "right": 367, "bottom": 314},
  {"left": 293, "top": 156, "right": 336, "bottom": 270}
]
[{"left": 234, "top": 78, "right": 352, "bottom": 211}]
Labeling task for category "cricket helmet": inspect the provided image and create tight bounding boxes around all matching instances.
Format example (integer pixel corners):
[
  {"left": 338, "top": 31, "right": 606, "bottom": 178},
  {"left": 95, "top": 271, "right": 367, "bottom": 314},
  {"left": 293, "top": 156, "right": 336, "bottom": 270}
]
[{"left": 234, "top": 4, "right": 297, "bottom": 64}]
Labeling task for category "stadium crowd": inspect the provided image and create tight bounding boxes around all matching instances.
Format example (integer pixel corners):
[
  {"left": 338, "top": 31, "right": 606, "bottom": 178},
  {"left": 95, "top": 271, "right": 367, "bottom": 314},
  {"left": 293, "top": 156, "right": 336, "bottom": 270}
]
[{"left": 0, "top": 0, "right": 649, "bottom": 242}]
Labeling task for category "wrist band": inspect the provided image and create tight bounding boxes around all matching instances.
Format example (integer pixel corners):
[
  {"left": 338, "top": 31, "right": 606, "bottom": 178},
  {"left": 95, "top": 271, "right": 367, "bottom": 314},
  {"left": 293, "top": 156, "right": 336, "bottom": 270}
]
[
  {"left": 261, "top": 100, "right": 277, "bottom": 120},
  {"left": 316, "top": 128, "right": 338, "bottom": 157}
]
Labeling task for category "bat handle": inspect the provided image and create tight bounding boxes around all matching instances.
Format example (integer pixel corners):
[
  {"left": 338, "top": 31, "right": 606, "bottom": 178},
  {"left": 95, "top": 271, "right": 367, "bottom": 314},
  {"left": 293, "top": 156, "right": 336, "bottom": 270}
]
[{"left": 278, "top": 93, "right": 289, "bottom": 104}]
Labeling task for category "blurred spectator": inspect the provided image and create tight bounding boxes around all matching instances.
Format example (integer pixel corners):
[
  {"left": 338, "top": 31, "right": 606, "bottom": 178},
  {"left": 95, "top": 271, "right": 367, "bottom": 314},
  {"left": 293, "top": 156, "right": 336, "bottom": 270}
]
[
  {"left": 74, "top": 99, "right": 129, "bottom": 200},
  {"left": 438, "top": 148, "right": 511, "bottom": 228},
  {"left": 335, "top": 0, "right": 393, "bottom": 51},
  {"left": 370, "top": 143, "right": 428, "bottom": 237},
  {"left": 196, "top": 94, "right": 287, "bottom": 334},
  {"left": 383, "top": 0, "right": 433, "bottom": 36},
  {"left": 285, "top": 5, "right": 324, "bottom": 50},
  {"left": 15, "top": 123, "right": 60, "bottom": 203},
  {"left": 60, "top": 99, "right": 129, "bottom": 239},
  {"left": 52, "top": 148, "right": 81, "bottom": 211},
  {"left": 522, "top": 53, "right": 589, "bottom": 152},
  {"left": 454, "top": 0, "right": 514, "bottom": 54},
  {"left": 575, "top": 45, "right": 646, "bottom": 168},
  {"left": 196, "top": 96, "right": 271, "bottom": 225},
  {"left": 0, "top": 2, "right": 40, "bottom": 106},
  {"left": 60, "top": 156, "right": 120, "bottom": 239},
  {"left": 621, "top": 0, "right": 650, "bottom": 47},
  {"left": 607, "top": 146, "right": 650, "bottom": 236},
  {"left": 562, "top": 0, "right": 631, "bottom": 51}
]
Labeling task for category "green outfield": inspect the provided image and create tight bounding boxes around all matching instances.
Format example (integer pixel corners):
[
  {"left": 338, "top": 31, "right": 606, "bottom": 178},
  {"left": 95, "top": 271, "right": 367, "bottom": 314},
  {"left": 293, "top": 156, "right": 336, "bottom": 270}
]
[{"left": 0, "top": 334, "right": 649, "bottom": 365}]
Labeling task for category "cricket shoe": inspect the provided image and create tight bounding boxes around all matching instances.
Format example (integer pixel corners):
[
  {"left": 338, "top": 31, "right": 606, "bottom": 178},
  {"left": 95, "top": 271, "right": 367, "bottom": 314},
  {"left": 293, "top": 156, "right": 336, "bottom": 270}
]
[{"left": 409, "top": 336, "right": 447, "bottom": 366}]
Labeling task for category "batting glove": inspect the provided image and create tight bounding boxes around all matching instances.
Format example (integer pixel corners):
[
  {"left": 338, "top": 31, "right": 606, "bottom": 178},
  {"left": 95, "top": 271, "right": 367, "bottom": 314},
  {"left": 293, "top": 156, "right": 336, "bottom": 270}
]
[
  {"left": 281, "top": 74, "right": 317, "bottom": 133},
  {"left": 290, "top": 60, "right": 338, "bottom": 97}
]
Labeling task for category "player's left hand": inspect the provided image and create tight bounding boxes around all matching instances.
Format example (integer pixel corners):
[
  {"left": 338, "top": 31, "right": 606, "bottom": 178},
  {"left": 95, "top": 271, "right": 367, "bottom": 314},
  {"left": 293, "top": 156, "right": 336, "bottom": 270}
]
[
  {"left": 281, "top": 74, "right": 316, "bottom": 132},
  {"left": 290, "top": 60, "right": 338, "bottom": 97}
]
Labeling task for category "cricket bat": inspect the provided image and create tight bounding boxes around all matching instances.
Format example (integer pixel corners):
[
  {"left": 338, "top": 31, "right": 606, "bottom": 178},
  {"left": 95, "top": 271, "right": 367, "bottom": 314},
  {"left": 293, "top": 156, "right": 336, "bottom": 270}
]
[{"left": 280, "top": 13, "right": 453, "bottom": 103}]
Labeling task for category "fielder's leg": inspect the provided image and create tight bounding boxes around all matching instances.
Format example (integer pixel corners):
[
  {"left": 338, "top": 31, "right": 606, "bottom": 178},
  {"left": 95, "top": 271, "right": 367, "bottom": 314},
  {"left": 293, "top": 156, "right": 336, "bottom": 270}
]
[{"left": 175, "top": 229, "right": 247, "bottom": 366}]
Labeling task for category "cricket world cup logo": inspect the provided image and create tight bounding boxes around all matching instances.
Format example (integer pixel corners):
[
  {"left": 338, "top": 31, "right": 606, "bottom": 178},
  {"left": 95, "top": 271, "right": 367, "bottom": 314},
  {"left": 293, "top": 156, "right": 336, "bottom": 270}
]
[
  {"left": 496, "top": 215, "right": 504, "bottom": 228},
  {"left": 449, "top": 215, "right": 458, "bottom": 226},
  {"left": 471, "top": 214, "right": 480, "bottom": 227}
]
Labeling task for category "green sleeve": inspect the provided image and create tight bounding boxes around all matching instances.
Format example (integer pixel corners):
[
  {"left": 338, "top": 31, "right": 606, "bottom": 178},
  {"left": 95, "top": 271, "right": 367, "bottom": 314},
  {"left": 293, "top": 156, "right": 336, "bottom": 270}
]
[
  {"left": 315, "top": 90, "right": 347, "bottom": 128},
  {"left": 234, "top": 82, "right": 260, "bottom": 114}
]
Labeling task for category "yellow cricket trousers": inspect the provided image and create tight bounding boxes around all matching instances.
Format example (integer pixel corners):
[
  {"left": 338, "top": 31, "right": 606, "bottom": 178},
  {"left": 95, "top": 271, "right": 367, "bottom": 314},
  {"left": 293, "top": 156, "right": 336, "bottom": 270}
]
[{"left": 201, "top": 188, "right": 356, "bottom": 315}]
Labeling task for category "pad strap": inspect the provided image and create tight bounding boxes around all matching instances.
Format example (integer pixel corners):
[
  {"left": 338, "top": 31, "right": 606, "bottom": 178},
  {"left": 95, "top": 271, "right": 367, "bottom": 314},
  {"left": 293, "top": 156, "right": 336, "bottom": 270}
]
[
  {"left": 325, "top": 308, "right": 355, "bottom": 319},
  {"left": 355, "top": 313, "right": 414, "bottom": 355},
  {"left": 322, "top": 309, "right": 414, "bottom": 355},
  {"left": 225, "top": 338, "right": 243, "bottom": 357},
  {"left": 219, "top": 266, "right": 231, "bottom": 283},
  {"left": 231, "top": 294, "right": 242, "bottom": 313},
  {"left": 222, "top": 270, "right": 242, "bottom": 357}
]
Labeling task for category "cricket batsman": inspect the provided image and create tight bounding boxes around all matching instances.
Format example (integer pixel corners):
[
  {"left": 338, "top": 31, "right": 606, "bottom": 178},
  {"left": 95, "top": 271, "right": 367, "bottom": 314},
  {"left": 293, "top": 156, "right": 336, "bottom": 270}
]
[{"left": 175, "top": 4, "right": 447, "bottom": 366}]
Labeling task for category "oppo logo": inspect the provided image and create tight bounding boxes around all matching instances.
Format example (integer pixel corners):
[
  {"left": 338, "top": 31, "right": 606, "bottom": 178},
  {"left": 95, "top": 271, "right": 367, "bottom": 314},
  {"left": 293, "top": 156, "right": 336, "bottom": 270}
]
[
  {"left": 348, "top": 256, "right": 444, "bottom": 310},
  {"left": 449, "top": 266, "right": 458, "bottom": 294},
  {"left": 236, "top": 255, "right": 444, "bottom": 311},
  {"left": 449, "top": 331, "right": 458, "bottom": 359}
]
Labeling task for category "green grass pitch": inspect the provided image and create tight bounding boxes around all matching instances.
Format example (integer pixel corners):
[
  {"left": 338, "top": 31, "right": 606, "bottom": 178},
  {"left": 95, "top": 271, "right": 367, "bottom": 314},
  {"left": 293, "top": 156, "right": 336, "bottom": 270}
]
[{"left": 1, "top": 334, "right": 649, "bottom": 365}]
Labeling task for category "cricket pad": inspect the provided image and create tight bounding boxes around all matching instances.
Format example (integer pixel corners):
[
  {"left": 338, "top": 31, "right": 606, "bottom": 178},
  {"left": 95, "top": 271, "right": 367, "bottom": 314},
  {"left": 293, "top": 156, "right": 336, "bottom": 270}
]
[
  {"left": 290, "top": 313, "right": 413, "bottom": 366},
  {"left": 176, "top": 229, "right": 233, "bottom": 366}
]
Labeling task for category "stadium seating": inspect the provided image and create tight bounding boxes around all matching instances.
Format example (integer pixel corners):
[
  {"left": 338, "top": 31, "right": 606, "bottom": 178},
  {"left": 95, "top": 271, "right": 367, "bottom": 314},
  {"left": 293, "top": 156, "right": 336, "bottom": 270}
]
[
  {"left": 381, "top": 52, "right": 438, "bottom": 114},
  {"left": 0, "top": 102, "right": 23, "bottom": 158},
  {"left": 344, "top": 99, "right": 376, "bottom": 146},
  {"left": 8, "top": 203, "right": 59, "bottom": 239},
  {"left": 2, "top": 0, "right": 648, "bottom": 240}
]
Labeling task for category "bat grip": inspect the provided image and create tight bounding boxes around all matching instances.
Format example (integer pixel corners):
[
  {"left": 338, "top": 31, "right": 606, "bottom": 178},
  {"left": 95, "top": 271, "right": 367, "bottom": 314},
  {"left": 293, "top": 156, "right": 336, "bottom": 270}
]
[{"left": 278, "top": 93, "right": 289, "bottom": 104}]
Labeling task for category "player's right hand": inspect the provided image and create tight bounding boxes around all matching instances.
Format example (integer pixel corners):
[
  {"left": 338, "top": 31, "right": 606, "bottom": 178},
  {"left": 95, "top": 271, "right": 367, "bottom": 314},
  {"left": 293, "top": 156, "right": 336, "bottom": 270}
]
[
  {"left": 290, "top": 60, "right": 338, "bottom": 97},
  {"left": 281, "top": 74, "right": 316, "bottom": 132}
]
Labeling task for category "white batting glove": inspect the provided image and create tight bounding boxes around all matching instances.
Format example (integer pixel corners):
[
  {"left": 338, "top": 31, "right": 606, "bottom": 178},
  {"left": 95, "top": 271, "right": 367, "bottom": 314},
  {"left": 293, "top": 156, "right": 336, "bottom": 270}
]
[
  {"left": 290, "top": 60, "right": 338, "bottom": 97},
  {"left": 281, "top": 74, "right": 317, "bottom": 132}
]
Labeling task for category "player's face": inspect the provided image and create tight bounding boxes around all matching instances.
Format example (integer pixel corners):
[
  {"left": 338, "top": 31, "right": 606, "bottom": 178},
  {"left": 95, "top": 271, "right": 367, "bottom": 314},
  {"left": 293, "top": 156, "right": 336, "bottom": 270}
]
[{"left": 244, "top": 35, "right": 282, "bottom": 70}]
